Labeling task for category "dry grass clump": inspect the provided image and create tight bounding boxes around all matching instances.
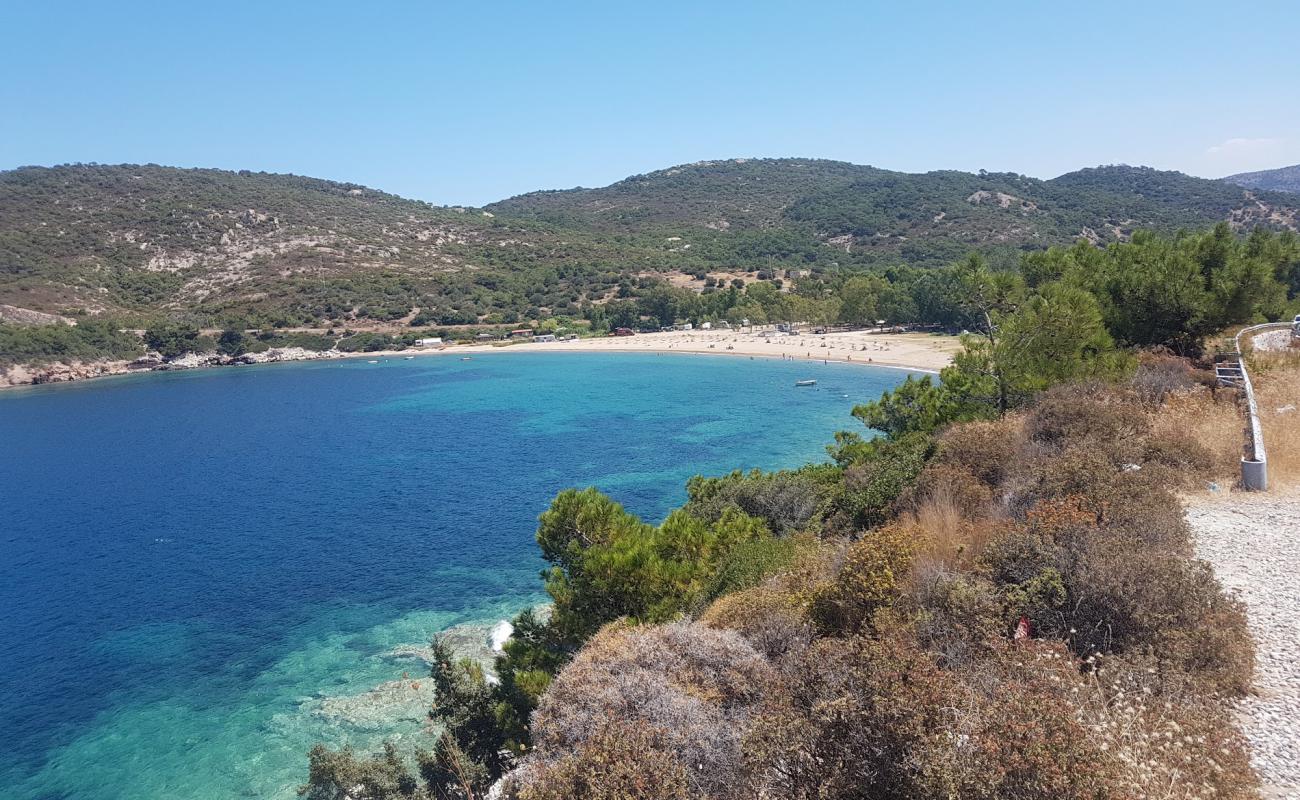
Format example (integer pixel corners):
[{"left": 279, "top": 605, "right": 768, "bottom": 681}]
[
  {"left": 899, "top": 485, "right": 1004, "bottom": 571},
  {"left": 1025, "top": 384, "right": 1151, "bottom": 459},
  {"left": 1075, "top": 653, "right": 1258, "bottom": 800},
  {"left": 1151, "top": 386, "right": 1242, "bottom": 485},
  {"left": 1249, "top": 352, "right": 1300, "bottom": 487}
]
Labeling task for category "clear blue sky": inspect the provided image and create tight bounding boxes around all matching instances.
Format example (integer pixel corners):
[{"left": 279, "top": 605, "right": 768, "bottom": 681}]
[{"left": 3, "top": 0, "right": 1297, "bottom": 206}]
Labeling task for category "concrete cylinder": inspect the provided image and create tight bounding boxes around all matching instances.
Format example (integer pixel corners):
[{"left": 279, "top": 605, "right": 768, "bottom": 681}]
[{"left": 1241, "top": 458, "right": 1268, "bottom": 491}]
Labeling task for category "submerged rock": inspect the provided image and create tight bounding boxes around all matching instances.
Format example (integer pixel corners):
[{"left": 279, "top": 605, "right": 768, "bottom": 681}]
[{"left": 309, "top": 678, "right": 438, "bottom": 731}]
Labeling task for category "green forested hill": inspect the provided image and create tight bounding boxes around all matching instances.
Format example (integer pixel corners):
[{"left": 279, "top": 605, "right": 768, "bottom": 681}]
[
  {"left": 492, "top": 159, "right": 1300, "bottom": 267},
  {"left": 1225, "top": 163, "right": 1300, "bottom": 194},
  {"left": 2, "top": 159, "right": 1297, "bottom": 327}
]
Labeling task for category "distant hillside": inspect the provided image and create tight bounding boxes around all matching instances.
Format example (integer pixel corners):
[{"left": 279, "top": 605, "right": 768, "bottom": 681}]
[
  {"left": 0, "top": 164, "right": 655, "bottom": 326},
  {"left": 2, "top": 159, "right": 1297, "bottom": 326},
  {"left": 491, "top": 159, "right": 1300, "bottom": 266},
  {"left": 1225, "top": 164, "right": 1300, "bottom": 194}
]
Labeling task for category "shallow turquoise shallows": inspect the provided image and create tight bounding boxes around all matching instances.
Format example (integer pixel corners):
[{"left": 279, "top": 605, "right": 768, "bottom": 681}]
[{"left": 0, "top": 352, "right": 910, "bottom": 799}]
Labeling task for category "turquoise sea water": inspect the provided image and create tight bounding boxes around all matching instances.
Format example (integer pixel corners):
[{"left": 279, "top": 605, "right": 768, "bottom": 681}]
[{"left": 0, "top": 352, "right": 909, "bottom": 799}]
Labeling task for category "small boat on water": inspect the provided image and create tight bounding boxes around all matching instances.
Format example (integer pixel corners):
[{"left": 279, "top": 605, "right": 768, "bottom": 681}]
[
  {"left": 795, "top": 379, "right": 817, "bottom": 387},
  {"left": 367, "top": 360, "right": 379, "bottom": 364},
  {"left": 404, "top": 356, "right": 415, "bottom": 360},
  {"left": 460, "top": 357, "right": 472, "bottom": 361}
]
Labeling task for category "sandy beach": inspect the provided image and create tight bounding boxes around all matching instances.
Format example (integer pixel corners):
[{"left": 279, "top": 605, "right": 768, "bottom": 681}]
[
  {"left": 0, "top": 329, "right": 961, "bottom": 389},
  {"left": 434, "top": 329, "right": 960, "bottom": 373}
]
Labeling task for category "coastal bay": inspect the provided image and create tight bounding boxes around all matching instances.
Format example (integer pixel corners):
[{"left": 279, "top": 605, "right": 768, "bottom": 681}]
[{"left": 0, "top": 353, "right": 910, "bottom": 800}]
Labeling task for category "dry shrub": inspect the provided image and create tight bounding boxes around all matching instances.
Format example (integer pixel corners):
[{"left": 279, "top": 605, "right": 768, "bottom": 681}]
[
  {"left": 1140, "top": 426, "right": 1216, "bottom": 485},
  {"left": 1014, "top": 445, "right": 1131, "bottom": 518},
  {"left": 903, "top": 565, "right": 1003, "bottom": 670},
  {"left": 989, "top": 643, "right": 1257, "bottom": 800},
  {"left": 1129, "top": 349, "right": 1206, "bottom": 405},
  {"left": 905, "top": 462, "right": 995, "bottom": 518},
  {"left": 1151, "top": 386, "right": 1242, "bottom": 484},
  {"left": 989, "top": 531, "right": 1250, "bottom": 694},
  {"left": 933, "top": 416, "right": 1023, "bottom": 486},
  {"left": 700, "top": 584, "right": 813, "bottom": 662},
  {"left": 506, "top": 719, "right": 691, "bottom": 800},
  {"left": 1098, "top": 481, "right": 1192, "bottom": 555},
  {"left": 758, "top": 534, "right": 842, "bottom": 610},
  {"left": 1250, "top": 354, "right": 1300, "bottom": 487},
  {"left": 521, "top": 621, "right": 772, "bottom": 800},
  {"left": 981, "top": 480, "right": 1253, "bottom": 696},
  {"left": 809, "top": 524, "right": 914, "bottom": 635},
  {"left": 745, "top": 633, "right": 1126, "bottom": 800},
  {"left": 685, "top": 469, "right": 829, "bottom": 536},
  {"left": 1066, "top": 535, "right": 1253, "bottom": 694},
  {"left": 1025, "top": 384, "right": 1150, "bottom": 460},
  {"left": 896, "top": 417, "right": 1023, "bottom": 530}
]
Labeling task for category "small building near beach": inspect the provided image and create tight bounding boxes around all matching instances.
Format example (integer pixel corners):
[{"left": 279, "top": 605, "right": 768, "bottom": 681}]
[
  {"left": 416, "top": 337, "right": 443, "bottom": 347},
  {"left": 533, "top": 333, "right": 557, "bottom": 343}
]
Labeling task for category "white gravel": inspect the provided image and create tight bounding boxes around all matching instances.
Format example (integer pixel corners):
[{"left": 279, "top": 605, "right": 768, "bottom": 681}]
[
  {"left": 1188, "top": 492, "right": 1300, "bottom": 799},
  {"left": 1253, "top": 329, "right": 1296, "bottom": 353}
]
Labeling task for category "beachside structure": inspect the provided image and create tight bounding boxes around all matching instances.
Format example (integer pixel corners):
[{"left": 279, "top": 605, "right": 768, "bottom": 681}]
[
  {"left": 533, "top": 333, "right": 557, "bottom": 343},
  {"left": 416, "top": 337, "right": 443, "bottom": 347},
  {"left": 508, "top": 328, "right": 533, "bottom": 338}
]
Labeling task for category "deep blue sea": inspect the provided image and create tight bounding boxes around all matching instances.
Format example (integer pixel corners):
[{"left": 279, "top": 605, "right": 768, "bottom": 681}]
[{"left": 0, "top": 352, "right": 908, "bottom": 799}]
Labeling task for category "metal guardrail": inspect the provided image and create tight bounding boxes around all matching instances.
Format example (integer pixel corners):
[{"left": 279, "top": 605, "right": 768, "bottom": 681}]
[{"left": 1231, "top": 322, "right": 1294, "bottom": 490}]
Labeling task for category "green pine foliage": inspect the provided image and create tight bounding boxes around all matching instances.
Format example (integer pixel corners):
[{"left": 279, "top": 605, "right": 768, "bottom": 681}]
[{"left": 0, "top": 318, "right": 143, "bottom": 366}]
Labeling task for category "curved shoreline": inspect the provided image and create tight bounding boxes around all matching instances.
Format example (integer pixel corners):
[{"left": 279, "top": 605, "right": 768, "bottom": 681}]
[{"left": 1, "top": 330, "right": 957, "bottom": 390}]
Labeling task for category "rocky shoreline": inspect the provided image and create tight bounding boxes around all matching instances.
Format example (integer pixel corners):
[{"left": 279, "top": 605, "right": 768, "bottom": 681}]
[
  {"left": 305, "top": 613, "right": 532, "bottom": 734},
  {"left": 0, "top": 346, "right": 346, "bottom": 389}
]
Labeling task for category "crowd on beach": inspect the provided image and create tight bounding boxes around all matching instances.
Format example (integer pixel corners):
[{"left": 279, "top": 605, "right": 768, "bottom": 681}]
[{"left": 461, "top": 328, "right": 961, "bottom": 373}]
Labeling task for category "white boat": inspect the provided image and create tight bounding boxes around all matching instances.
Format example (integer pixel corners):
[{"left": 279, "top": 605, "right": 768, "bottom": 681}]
[
  {"left": 404, "top": 356, "right": 415, "bottom": 360},
  {"left": 795, "top": 379, "right": 817, "bottom": 387},
  {"left": 367, "top": 360, "right": 379, "bottom": 364}
]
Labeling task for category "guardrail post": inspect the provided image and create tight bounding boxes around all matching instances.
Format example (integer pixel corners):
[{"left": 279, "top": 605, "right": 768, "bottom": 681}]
[{"left": 1241, "top": 457, "right": 1267, "bottom": 491}]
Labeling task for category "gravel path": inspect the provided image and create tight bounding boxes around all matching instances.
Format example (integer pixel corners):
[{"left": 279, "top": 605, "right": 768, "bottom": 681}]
[
  {"left": 1188, "top": 493, "right": 1300, "bottom": 799},
  {"left": 1253, "top": 329, "right": 1295, "bottom": 353}
]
